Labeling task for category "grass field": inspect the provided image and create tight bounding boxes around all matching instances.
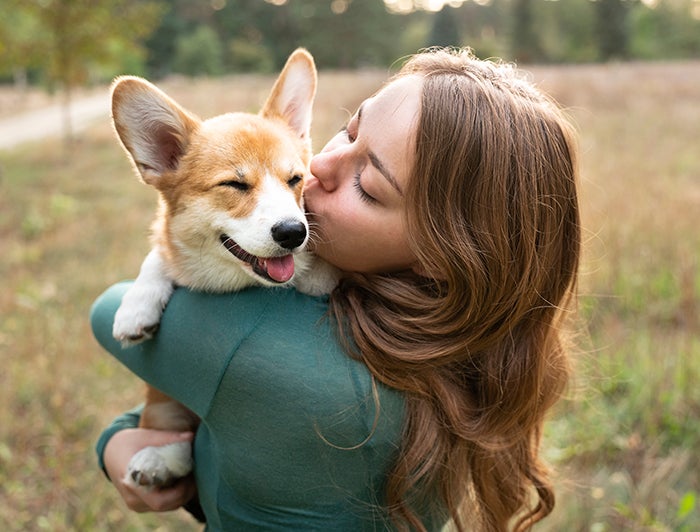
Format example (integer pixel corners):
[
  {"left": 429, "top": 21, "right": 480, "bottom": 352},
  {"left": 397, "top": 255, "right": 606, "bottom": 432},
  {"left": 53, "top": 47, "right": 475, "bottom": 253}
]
[{"left": 0, "top": 61, "right": 698, "bottom": 531}]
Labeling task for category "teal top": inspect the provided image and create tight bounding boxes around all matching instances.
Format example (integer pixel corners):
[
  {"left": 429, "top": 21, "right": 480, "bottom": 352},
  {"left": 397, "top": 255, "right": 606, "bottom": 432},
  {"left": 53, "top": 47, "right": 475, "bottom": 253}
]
[{"left": 91, "top": 283, "right": 446, "bottom": 531}]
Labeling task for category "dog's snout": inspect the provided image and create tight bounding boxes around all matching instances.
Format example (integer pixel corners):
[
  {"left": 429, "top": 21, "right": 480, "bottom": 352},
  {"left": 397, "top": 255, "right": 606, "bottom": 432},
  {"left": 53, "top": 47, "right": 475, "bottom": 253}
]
[{"left": 271, "top": 220, "right": 307, "bottom": 250}]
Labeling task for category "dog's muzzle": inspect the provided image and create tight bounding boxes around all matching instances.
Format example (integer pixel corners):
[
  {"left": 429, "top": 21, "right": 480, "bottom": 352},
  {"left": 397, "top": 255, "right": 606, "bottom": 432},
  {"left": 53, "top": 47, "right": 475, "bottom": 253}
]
[{"left": 220, "top": 234, "right": 296, "bottom": 284}]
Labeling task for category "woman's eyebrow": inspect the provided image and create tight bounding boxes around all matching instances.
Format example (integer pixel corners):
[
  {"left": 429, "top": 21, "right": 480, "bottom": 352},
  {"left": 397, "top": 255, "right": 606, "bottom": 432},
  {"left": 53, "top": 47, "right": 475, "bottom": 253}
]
[
  {"left": 358, "top": 104, "right": 403, "bottom": 196},
  {"left": 368, "top": 151, "right": 401, "bottom": 195}
]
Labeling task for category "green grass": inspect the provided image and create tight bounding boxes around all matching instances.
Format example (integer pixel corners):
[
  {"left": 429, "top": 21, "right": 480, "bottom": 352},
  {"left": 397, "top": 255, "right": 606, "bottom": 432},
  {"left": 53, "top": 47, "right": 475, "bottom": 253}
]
[{"left": 0, "top": 63, "right": 698, "bottom": 530}]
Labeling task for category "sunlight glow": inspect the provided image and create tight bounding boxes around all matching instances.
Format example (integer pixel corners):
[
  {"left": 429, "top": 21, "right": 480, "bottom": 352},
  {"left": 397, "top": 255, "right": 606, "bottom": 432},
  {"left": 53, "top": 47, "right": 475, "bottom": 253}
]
[
  {"left": 384, "top": 0, "right": 473, "bottom": 14},
  {"left": 331, "top": 0, "right": 350, "bottom": 14}
]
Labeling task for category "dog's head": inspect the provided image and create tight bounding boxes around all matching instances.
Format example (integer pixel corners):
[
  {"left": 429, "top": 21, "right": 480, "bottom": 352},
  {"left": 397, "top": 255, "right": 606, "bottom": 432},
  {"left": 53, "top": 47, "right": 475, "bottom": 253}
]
[{"left": 111, "top": 49, "right": 317, "bottom": 288}]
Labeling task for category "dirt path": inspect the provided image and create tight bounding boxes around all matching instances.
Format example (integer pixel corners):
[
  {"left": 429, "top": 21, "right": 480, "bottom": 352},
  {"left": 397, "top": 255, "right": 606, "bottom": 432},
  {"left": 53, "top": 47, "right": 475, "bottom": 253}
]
[{"left": 0, "top": 92, "right": 110, "bottom": 150}]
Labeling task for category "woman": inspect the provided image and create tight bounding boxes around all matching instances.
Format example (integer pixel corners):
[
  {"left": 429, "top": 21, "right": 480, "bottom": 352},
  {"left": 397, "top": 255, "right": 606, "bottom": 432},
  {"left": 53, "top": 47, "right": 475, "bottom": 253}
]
[{"left": 92, "top": 48, "right": 580, "bottom": 531}]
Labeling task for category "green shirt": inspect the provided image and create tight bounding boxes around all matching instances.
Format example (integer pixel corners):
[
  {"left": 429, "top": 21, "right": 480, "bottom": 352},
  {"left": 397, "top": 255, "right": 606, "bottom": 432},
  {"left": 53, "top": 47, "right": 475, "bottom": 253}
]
[{"left": 92, "top": 282, "right": 443, "bottom": 531}]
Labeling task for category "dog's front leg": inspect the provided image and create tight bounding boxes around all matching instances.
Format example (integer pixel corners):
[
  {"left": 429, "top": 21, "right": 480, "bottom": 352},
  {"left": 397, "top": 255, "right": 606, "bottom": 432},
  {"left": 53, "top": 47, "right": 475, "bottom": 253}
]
[
  {"left": 294, "top": 255, "right": 341, "bottom": 296},
  {"left": 113, "top": 248, "right": 174, "bottom": 346}
]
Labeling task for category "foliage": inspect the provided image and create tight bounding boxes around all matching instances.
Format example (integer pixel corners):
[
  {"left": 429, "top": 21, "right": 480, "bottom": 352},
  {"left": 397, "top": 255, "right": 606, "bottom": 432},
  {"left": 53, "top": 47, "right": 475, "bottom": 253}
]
[
  {"left": 511, "top": 0, "right": 542, "bottom": 62},
  {"left": 173, "top": 25, "right": 225, "bottom": 77},
  {"left": 595, "top": 0, "right": 631, "bottom": 60},
  {"left": 0, "top": 0, "right": 164, "bottom": 86},
  {"left": 536, "top": 0, "right": 598, "bottom": 63},
  {"left": 2, "top": 0, "right": 700, "bottom": 86},
  {"left": 0, "top": 0, "right": 164, "bottom": 142},
  {"left": 426, "top": 5, "right": 462, "bottom": 48},
  {"left": 629, "top": 0, "right": 700, "bottom": 59},
  {"left": 227, "top": 40, "right": 276, "bottom": 74},
  {"left": 0, "top": 6, "right": 45, "bottom": 83}
]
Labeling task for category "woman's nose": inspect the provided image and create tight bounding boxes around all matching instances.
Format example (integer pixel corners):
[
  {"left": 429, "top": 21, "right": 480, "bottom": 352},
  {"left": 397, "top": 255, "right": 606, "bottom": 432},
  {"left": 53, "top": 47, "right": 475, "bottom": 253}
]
[{"left": 309, "top": 150, "right": 338, "bottom": 192}]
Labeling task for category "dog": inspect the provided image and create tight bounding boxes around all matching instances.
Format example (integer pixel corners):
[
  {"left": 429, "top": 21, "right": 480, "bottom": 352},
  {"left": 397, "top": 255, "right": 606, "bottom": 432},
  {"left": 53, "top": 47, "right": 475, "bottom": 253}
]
[{"left": 109, "top": 48, "right": 338, "bottom": 490}]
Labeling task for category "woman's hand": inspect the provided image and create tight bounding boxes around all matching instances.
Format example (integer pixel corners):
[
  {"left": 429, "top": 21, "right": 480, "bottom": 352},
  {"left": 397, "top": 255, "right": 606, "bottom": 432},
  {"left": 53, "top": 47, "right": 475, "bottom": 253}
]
[{"left": 104, "top": 428, "right": 197, "bottom": 512}]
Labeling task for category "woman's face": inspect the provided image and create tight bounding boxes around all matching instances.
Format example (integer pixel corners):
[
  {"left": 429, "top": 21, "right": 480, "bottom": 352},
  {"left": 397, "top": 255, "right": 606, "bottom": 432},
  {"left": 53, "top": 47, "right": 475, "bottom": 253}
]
[{"left": 305, "top": 75, "right": 423, "bottom": 273}]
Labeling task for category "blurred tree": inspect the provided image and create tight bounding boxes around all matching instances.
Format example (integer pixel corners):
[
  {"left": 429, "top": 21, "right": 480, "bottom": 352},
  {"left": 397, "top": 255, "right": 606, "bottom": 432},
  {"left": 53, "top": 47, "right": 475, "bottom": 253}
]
[
  {"left": 218, "top": 0, "right": 299, "bottom": 70},
  {"left": 511, "top": 0, "right": 543, "bottom": 62},
  {"left": 173, "top": 25, "right": 225, "bottom": 76},
  {"left": 268, "top": 0, "right": 405, "bottom": 69},
  {"left": 537, "top": 0, "right": 597, "bottom": 63},
  {"left": 228, "top": 39, "right": 275, "bottom": 73},
  {"left": 1, "top": 0, "right": 164, "bottom": 144},
  {"left": 4, "top": 0, "right": 700, "bottom": 91},
  {"left": 398, "top": 11, "right": 432, "bottom": 57},
  {"left": 629, "top": 0, "right": 700, "bottom": 59},
  {"left": 595, "top": 0, "right": 630, "bottom": 60},
  {"left": 0, "top": 7, "right": 45, "bottom": 88},
  {"left": 451, "top": 0, "right": 510, "bottom": 59},
  {"left": 427, "top": 5, "right": 462, "bottom": 48},
  {"left": 144, "top": 0, "right": 193, "bottom": 79},
  {"left": 316, "top": 0, "right": 406, "bottom": 68}
]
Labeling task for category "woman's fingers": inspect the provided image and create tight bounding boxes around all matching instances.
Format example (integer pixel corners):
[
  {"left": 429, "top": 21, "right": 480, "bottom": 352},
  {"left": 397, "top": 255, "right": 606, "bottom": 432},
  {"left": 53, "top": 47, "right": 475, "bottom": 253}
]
[{"left": 104, "top": 428, "right": 196, "bottom": 512}]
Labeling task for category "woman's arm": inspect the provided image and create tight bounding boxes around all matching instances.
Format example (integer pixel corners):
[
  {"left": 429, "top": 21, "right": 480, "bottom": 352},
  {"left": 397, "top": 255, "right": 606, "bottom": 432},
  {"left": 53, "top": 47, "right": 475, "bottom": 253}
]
[
  {"left": 95, "top": 406, "right": 142, "bottom": 477},
  {"left": 96, "top": 406, "right": 196, "bottom": 513},
  {"left": 104, "top": 428, "right": 196, "bottom": 512},
  {"left": 90, "top": 282, "right": 275, "bottom": 417}
]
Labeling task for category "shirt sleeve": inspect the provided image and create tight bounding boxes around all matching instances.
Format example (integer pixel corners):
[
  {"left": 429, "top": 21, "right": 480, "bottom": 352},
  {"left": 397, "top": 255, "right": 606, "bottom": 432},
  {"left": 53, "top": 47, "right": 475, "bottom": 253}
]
[
  {"left": 95, "top": 405, "right": 142, "bottom": 479},
  {"left": 90, "top": 281, "right": 276, "bottom": 418}
]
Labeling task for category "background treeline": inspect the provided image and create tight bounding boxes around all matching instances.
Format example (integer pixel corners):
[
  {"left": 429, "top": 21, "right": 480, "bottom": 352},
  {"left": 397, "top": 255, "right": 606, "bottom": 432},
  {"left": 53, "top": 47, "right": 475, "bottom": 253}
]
[{"left": 1, "top": 0, "right": 699, "bottom": 87}]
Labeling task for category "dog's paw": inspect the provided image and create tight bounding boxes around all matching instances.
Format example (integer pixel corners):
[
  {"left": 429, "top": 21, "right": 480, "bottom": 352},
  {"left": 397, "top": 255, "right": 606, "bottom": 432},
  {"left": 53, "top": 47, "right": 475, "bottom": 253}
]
[
  {"left": 112, "top": 293, "right": 165, "bottom": 347},
  {"left": 113, "top": 319, "right": 159, "bottom": 347},
  {"left": 113, "top": 306, "right": 161, "bottom": 346},
  {"left": 125, "top": 442, "right": 193, "bottom": 489}
]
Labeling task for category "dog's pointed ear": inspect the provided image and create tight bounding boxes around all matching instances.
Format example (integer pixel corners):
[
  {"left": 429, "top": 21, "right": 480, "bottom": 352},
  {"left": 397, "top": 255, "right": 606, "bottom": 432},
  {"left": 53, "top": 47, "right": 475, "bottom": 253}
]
[
  {"left": 111, "top": 76, "right": 200, "bottom": 186},
  {"left": 260, "top": 49, "right": 317, "bottom": 143}
]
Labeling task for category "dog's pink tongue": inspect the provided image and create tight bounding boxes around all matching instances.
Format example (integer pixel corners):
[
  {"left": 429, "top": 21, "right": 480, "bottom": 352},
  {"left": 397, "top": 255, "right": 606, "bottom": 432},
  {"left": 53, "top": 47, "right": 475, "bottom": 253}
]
[{"left": 264, "top": 255, "right": 295, "bottom": 283}]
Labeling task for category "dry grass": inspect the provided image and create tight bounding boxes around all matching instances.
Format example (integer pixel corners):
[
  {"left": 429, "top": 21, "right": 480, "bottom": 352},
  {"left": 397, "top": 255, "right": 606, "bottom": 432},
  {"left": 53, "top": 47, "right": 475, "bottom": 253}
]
[
  {"left": 528, "top": 61, "right": 700, "bottom": 530},
  {"left": 0, "top": 62, "right": 698, "bottom": 530}
]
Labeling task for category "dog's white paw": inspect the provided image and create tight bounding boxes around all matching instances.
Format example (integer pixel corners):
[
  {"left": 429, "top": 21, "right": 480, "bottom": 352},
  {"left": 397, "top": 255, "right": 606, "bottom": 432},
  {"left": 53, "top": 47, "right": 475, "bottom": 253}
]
[
  {"left": 113, "top": 248, "right": 174, "bottom": 347},
  {"left": 125, "top": 441, "right": 193, "bottom": 489},
  {"left": 112, "top": 292, "right": 164, "bottom": 347}
]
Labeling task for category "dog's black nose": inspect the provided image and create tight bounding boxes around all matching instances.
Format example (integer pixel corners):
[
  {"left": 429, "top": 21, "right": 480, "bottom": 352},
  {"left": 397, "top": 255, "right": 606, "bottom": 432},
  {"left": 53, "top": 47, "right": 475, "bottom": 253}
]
[{"left": 271, "top": 220, "right": 307, "bottom": 250}]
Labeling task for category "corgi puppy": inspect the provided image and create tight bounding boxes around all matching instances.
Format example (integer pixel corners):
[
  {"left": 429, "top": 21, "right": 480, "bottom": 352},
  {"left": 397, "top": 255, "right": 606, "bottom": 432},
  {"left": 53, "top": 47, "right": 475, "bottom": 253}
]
[{"left": 109, "top": 49, "right": 338, "bottom": 489}]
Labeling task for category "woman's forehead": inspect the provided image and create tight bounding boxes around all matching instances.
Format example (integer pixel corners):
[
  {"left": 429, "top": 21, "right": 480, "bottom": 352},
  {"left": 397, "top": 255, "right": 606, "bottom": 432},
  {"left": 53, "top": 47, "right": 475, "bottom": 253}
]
[
  {"left": 361, "top": 75, "right": 423, "bottom": 131},
  {"left": 362, "top": 76, "right": 423, "bottom": 193},
  {"left": 372, "top": 75, "right": 423, "bottom": 109}
]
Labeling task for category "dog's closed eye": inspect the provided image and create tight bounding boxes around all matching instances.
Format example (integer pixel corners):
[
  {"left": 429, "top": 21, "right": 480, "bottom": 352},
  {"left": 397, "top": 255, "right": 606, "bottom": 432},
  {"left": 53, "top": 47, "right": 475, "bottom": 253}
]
[{"left": 219, "top": 180, "right": 250, "bottom": 192}]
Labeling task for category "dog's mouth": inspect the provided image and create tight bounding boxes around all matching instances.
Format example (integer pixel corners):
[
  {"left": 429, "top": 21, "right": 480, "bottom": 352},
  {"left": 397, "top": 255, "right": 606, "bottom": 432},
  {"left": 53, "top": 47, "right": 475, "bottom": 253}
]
[{"left": 220, "top": 234, "right": 295, "bottom": 284}]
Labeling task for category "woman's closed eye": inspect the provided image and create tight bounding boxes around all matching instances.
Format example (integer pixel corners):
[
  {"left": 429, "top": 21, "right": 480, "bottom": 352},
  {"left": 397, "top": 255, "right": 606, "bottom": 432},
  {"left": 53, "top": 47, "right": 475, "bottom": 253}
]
[
  {"left": 341, "top": 125, "right": 356, "bottom": 143},
  {"left": 353, "top": 174, "right": 377, "bottom": 205}
]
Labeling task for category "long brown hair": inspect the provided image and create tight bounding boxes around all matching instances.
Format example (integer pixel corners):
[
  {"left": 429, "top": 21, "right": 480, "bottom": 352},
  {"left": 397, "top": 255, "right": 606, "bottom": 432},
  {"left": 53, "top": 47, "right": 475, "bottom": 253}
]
[{"left": 329, "top": 48, "right": 580, "bottom": 531}]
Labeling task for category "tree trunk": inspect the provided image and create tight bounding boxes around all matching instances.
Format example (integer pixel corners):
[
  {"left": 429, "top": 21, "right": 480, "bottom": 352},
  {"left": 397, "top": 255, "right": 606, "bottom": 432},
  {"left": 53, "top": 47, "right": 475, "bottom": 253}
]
[{"left": 61, "top": 83, "right": 74, "bottom": 147}]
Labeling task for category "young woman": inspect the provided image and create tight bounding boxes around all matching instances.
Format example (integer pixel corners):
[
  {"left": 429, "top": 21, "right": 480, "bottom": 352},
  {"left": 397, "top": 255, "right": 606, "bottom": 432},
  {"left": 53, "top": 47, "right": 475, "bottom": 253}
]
[{"left": 92, "top": 48, "right": 581, "bottom": 531}]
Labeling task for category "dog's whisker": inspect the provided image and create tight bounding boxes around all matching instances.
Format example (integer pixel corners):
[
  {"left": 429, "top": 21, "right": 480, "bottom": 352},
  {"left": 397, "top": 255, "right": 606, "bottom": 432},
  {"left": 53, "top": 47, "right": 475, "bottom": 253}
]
[
  {"left": 307, "top": 227, "right": 332, "bottom": 247},
  {"left": 306, "top": 217, "right": 337, "bottom": 247}
]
